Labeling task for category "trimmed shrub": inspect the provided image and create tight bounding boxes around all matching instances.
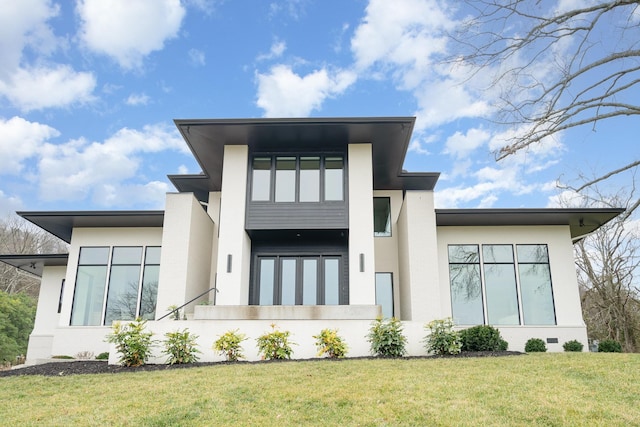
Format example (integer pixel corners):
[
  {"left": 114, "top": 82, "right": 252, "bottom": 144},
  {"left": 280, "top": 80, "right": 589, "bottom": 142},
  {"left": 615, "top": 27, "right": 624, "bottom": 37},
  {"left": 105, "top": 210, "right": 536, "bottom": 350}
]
[
  {"left": 563, "top": 340, "right": 584, "bottom": 352},
  {"left": 459, "top": 325, "right": 508, "bottom": 352},
  {"left": 367, "top": 317, "right": 407, "bottom": 358},
  {"left": 525, "top": 338, "right": 547, "bottom": 352},
  {"left": 598, "top": 339, "right": 622, "bottom": 353},
  {"left": 424, "top": 318, "right": 461, "bottom": 355},
  {"left": 95, "top": 352, "right": 109, "bottom": 360},
  {"left": 256, "top": 324, "right": 295, "bottom": 360},
  {"left": 213, "top": 329, "right": 247, "bottom": 361},
  {"left": 163, "top": 329, "right": 201, "bottom": 365},
  {"left": 314, "top": 329, "right": 348, "bottom": 358},
  {"left": 105, "top": 318, "right": 156, "bottom": 367}
]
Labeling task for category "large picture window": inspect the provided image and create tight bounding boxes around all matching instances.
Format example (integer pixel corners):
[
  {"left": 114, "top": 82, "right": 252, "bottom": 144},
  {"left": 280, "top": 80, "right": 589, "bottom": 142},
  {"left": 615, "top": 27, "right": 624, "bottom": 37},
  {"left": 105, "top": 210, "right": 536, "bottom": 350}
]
[
  {"left": 70, "top": 246, "right": 160, "bottom": 326},
  {"left": 448, "top": 244, "right": 555, "bottom": 326},
  {"left": 250, "top": 154, "right": 344, "bottom": 203}
]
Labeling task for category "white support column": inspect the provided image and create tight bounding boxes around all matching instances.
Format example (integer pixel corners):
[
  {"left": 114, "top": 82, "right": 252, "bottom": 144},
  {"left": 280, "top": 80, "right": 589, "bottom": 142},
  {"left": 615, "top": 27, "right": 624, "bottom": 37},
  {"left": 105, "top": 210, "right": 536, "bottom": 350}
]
[
  {"left": 215, "top": 145, "right": 251, "bottom": 305},
  {"left": 348, "top": 143, "right": 376, "bottom": 305}
]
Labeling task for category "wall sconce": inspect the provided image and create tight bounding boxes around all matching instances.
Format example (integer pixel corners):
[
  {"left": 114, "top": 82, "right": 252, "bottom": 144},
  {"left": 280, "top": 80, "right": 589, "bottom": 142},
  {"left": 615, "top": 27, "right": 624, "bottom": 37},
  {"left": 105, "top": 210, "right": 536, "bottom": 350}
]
[
  {"left": 359, "top": 253, "right": 365, "bottom": 272},
  {"left": 227, "top": 254, "right": 232, "bottom": 273}
]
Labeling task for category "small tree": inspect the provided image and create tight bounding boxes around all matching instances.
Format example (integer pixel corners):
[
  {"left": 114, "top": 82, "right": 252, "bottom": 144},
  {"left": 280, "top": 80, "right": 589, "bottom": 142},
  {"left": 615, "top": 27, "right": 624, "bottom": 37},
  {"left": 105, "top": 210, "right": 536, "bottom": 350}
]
[
  {"left": 163, "top": 329, "right": 200, "bottom": 365},
  {"left": 256, "top": 324, "right": 295, "bottom": 360},
  {"left": 424, "top": 318, "right": 461, "bottom": 355},
  {"left": 213, "top": 329, "right": 247, "bottom": 361},
  {"left": 105, "top": 318, "right": 155, "bottom": 367},
  {"left": 367, "top": 317, "right": 407, "bottom": 358},
  {"left": 313, "top": 328, "right": 348, "bottom": 358}
]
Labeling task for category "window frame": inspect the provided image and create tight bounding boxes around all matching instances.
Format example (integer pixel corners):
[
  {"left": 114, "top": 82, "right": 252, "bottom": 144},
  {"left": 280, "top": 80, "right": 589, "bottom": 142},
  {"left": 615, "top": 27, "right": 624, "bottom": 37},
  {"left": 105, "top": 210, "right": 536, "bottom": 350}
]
[
  {"left": 249, "top": 153, "right": 346, "bottom": 204},
  {"left": 373, "top": 197, "right": 392, "bottom": 237}
]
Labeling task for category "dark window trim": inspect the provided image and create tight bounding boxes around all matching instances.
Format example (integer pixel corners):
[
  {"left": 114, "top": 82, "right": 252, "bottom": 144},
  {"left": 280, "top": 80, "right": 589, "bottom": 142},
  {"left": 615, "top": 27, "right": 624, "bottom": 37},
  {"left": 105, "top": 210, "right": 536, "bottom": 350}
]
[{"left": 373, "top": 197, "right": 392, "bottom": 237}]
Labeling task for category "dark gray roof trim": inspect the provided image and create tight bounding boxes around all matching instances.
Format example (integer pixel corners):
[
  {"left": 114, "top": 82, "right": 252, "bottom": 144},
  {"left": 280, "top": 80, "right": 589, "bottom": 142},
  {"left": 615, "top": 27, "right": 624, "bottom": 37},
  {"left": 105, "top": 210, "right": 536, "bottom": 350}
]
[
  {"left": 0, "top": 254, "right": 69, "bottom": 278},
  {"left": 435, "top": 208, "right": 624, "bottom": 240},
  {"left": 170, "top": 117, "right": 440, "bottom": 199},
  {"left": 17, "top": 211, "right": 165, "bottom": 243}
]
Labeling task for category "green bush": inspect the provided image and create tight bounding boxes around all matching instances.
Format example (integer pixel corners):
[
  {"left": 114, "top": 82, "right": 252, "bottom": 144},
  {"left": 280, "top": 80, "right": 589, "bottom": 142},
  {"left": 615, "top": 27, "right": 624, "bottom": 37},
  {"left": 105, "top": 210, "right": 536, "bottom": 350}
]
[
  {"left": 459, "top": 325, "right": 508, "bottom": 352},
  {"left": 424, "top": 318, "right": 461, "bottom": 355},
  {"left": 0, "top": 291, "right": 36, "bottom": 364},
  {"left": 95, "top": 352, "right": 109, "bottom": 360},
  {"left": 51, "top": 355, "right": 75, "bottom": 359},
  {"left": 256, "top": 324, "right": 295, "bottom": 360},
  {"left": 563, "top": 340, "right": 584, "bottom": 352},
  {"left": 313, "top": 328, "right": 348, "bottom": 358},
  {"left": 213, "top": 329, "right": 247, "bottom": 361},
  {"left": 163, "top": 329, "right": 201, "bottom": 365},
  {"left": 367, "top": 317, "right": 407, "bottom": 357},
  {"left": 598, "top": 339, "right": 622, "bottom": 353},
  {"left": 525, "top": 338, "right": 547, "bottom": 352},
  {"left": 105, "top": 318, "right": 156, "bottom": 367}
]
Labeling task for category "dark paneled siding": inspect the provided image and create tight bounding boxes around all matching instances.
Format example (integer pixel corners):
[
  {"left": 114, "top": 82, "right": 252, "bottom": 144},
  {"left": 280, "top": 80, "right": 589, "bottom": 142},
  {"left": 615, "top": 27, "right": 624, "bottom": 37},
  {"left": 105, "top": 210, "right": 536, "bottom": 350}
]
[{"left": 246, "top": 202, "right": 348, "bottom": 230}]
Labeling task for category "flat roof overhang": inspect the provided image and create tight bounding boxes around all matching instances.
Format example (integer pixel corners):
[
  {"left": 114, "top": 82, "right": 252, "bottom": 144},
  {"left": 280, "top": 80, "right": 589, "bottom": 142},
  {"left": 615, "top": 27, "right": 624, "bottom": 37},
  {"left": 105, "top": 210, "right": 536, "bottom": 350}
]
[
  {"left": 0, "top": 253, "right": 69, "bottom": 277},
  {"left": 17, "top": 211, "right": 165, "bottom": 243},
  {"left": 435, "top": 208, "right": 625, "bottom": 241},
  {"left": 169, "top": 117, "right": 439, "bottom": 200}
]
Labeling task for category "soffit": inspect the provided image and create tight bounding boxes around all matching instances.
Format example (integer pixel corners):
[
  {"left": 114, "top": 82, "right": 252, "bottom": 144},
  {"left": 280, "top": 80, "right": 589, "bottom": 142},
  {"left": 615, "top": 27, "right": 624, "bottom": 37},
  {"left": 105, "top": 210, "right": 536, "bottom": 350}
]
[{"left": 0, "top": 254, "right": 69, "bottom": 277}]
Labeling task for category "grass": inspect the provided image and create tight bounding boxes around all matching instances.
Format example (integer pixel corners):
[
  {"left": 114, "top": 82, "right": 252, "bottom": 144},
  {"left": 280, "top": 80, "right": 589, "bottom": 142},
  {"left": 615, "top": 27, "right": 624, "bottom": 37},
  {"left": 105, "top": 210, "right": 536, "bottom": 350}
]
[{"left": 2, "top": 353, "right": 639, "bottom": 426}]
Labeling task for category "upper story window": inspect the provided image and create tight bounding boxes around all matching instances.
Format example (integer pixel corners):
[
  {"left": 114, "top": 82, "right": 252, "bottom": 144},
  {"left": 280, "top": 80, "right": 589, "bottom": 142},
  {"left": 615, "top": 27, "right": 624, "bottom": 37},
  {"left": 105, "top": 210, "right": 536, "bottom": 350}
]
[
  {"left": 250, "top": 154, "right": 344, "bottom": 203},
  {"left": 373, "top": 197, "right": 391, "bottom": 237}
]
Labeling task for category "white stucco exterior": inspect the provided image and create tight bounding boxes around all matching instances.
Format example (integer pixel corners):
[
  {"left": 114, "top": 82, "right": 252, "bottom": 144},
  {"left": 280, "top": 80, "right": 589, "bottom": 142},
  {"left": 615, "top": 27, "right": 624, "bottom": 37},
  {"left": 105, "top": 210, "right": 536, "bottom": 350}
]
[{"left": 7, "top": 117, "right": 615, "bottom": 364}]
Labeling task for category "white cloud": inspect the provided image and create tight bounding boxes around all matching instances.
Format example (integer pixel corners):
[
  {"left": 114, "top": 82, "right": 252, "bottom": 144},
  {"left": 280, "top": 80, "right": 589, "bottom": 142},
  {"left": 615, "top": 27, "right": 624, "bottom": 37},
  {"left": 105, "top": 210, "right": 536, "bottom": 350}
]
[
  {"left": 0, "top": 116, "right": 59, "bottom": 174},
  {"left": 0, "top": 190, "right": 24, "bottom": 217},
  {"left": 188, "top": 48, "right": 206, "bottom": 66},
  {"left": 444, "top": 128, "right": 490, "bottom": 159},
  {"left": 77, "top": 0, "right": 186, "bottom": 69},
  {"left": 37, "top": 123, "right": 189, "bottom": 206},
  {"left": 256, "top": 65, "right": 356, "bottom": 117},
  {"left": 257, "top": 40, "right": 287, "bottom": 61},
  {"left": 0, "top": 65, "right": 96, "bottom": 111},
  {"left": 125, "top": 93, "right": 150, "bottom": 106},
  {"left": 177, "top": 164, "right": 190, "bottom": 174}
]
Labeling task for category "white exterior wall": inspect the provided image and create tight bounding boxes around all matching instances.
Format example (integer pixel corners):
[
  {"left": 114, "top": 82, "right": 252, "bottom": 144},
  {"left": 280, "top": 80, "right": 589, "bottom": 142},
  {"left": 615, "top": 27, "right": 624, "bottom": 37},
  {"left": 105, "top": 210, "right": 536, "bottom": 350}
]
[
  {"left": 396, "top": 191, "right": 440, "bottom": 321},
  {"left": 26, "top": 265, "right": 66, "bottom": 362},
  {"left": 156, "top": 193, "right": 214, "bottom": 318},
  {"left": 48, "top": 227, "right": 163, "bottom": 361},
  {"left": 373, "top": 190, "right": 403, "bottom": 317},
  {"left": 436, "top": 225, "right": 588, "bottom": 351},
  {"left": 215, "top": 145, "right": 251, "bottom": 305},
  {"left": 348, "top": 144, "right": 375, "bottom": 305},
  {"left": 206, "top": 191, "right": 221, "bottom": 304}
]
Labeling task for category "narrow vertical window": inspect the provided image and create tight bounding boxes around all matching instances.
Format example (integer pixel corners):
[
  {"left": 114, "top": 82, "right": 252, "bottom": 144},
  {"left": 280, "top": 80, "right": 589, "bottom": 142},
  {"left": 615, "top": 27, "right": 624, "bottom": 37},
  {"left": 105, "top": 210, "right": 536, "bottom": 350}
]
[
  {"left": 280, "top": 258, "right": 297, "bottom": 305},
  {"left": 71, "top": 247, "right": 109, "bottom": 326},
  {"left": 252, "top": 157, "right": 271, "bottom": 201},
  {"left": 104, "top": 247, "right": 142, "bottom": 325},
  {"left": 324, "top": 156, "right": 344, "bottom": 201},
  {"left": 448, "top": 245, "right": 484, "bottom": 325},
  {"left": 517, "top": 245, "right": 556, "bottom": 325},
  {"left": 299, "top": 156, "right": 320, "bottom": 202},
  {"left": 483, "top": 245, "right": 520, "bottom": 325},
  {"left": 258, "top": 258, "right": 275, "bottom": 305},
  {"left": 302, "top": 258, "right": 318, "bottom": 305},
  {"left": 275, "top": 157, "right": 296, "bottom": 202},
  {"left": 57, "top": 279, "right": 65, "bottom": 314},
  {"left": 324, "top": 258, "right": 340, "bottom": 305},
  {"left": 139, "top": 246, "right": 160, "bottom": 320},
  {"left": 373, "top": 197, "right": 392, "bottom": 236},
  {"left": 375, "top": 273, "right": 394, "bottom": 318}
]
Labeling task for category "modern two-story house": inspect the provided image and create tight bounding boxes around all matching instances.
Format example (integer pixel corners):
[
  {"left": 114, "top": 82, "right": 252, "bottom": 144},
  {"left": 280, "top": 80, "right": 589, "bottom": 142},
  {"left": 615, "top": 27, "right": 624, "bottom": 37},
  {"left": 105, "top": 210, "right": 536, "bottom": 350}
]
[{"left": 1, "top": 117, "right": 622, "bottom": 363}]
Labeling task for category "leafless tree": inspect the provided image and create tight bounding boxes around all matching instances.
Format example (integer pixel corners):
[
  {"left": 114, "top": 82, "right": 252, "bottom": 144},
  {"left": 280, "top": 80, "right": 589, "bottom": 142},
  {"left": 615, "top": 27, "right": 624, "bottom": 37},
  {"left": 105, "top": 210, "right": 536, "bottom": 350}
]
[
  {"left": 451, "top": 0, "right": 640, "bottom": 183},
  {"left": 563, "top": 184, "right": 640, "bottom": 352},
  {"left": 0, "top": 215, "right": 68, "bottom": 297}
]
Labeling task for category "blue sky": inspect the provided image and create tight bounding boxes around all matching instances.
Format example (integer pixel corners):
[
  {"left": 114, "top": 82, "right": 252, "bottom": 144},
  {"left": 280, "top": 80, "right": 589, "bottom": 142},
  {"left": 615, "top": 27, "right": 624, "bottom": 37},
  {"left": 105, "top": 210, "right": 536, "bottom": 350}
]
[{"left": 0, "top": 0, "right": 638, "bottom": 216}]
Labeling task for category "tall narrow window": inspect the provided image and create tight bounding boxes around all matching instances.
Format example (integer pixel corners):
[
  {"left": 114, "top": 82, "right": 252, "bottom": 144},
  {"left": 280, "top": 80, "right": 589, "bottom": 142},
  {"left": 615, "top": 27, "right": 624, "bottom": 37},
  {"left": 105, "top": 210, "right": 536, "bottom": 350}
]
[
  {"left": 251, "top": 157, "right": 271, "bottom": 201},
  {"left": 139, "top": 246, "right": 160, "bottom": 320},
  {"left": 373, "top": 197, "right": 391, "bottom": 236},
  {"left": 258, "top": 258, "right": 276, "bottom": 305},
  {"left": 302, "top": 259, "right": 318, "bottom": 305},
  {"left": 483, "top": 245, "right": 520, "bottom": 325},
  {"left": 281, "top": 258, "right": 297, "bottom": 305},
  {"left": 104, "top": 247, "right": 142, "bottom": 325},
  {"left": 71, "top": 247, "right": 109, "bottom": 326},
  {"left": 299, "top": 156, "right": 320, "bottom": 202},
  {"left": 275, "top": 157, "right": 296, "bottom": 202},
  {"left": 517, "top": 245, "right": 556, "bottom": 325},
  {"left": 448, "top": 245, "right": 484, "bottom": 325},
  {"left": 324, "top": 258, "right": 340, "bottom": 305},
  {"left": 324, "top": 156, "right": 344, "bottom": 201},
  {"left": 375, "top": 273, "right": 394, "bottom": 318}
]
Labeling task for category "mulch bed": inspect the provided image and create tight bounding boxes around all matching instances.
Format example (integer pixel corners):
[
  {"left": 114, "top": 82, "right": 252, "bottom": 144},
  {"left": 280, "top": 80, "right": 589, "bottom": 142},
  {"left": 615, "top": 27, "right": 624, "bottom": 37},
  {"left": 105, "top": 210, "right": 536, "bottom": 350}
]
[{"left": 0, "top": 351, "right": 522, "bottom": 377}]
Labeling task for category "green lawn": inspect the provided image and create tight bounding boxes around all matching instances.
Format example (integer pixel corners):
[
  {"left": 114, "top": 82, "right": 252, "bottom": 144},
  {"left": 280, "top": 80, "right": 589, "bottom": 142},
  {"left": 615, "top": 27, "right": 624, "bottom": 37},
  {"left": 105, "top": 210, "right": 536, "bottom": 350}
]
[{"left": 2, "top": 353, "right": 639, "bottom": 426}]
